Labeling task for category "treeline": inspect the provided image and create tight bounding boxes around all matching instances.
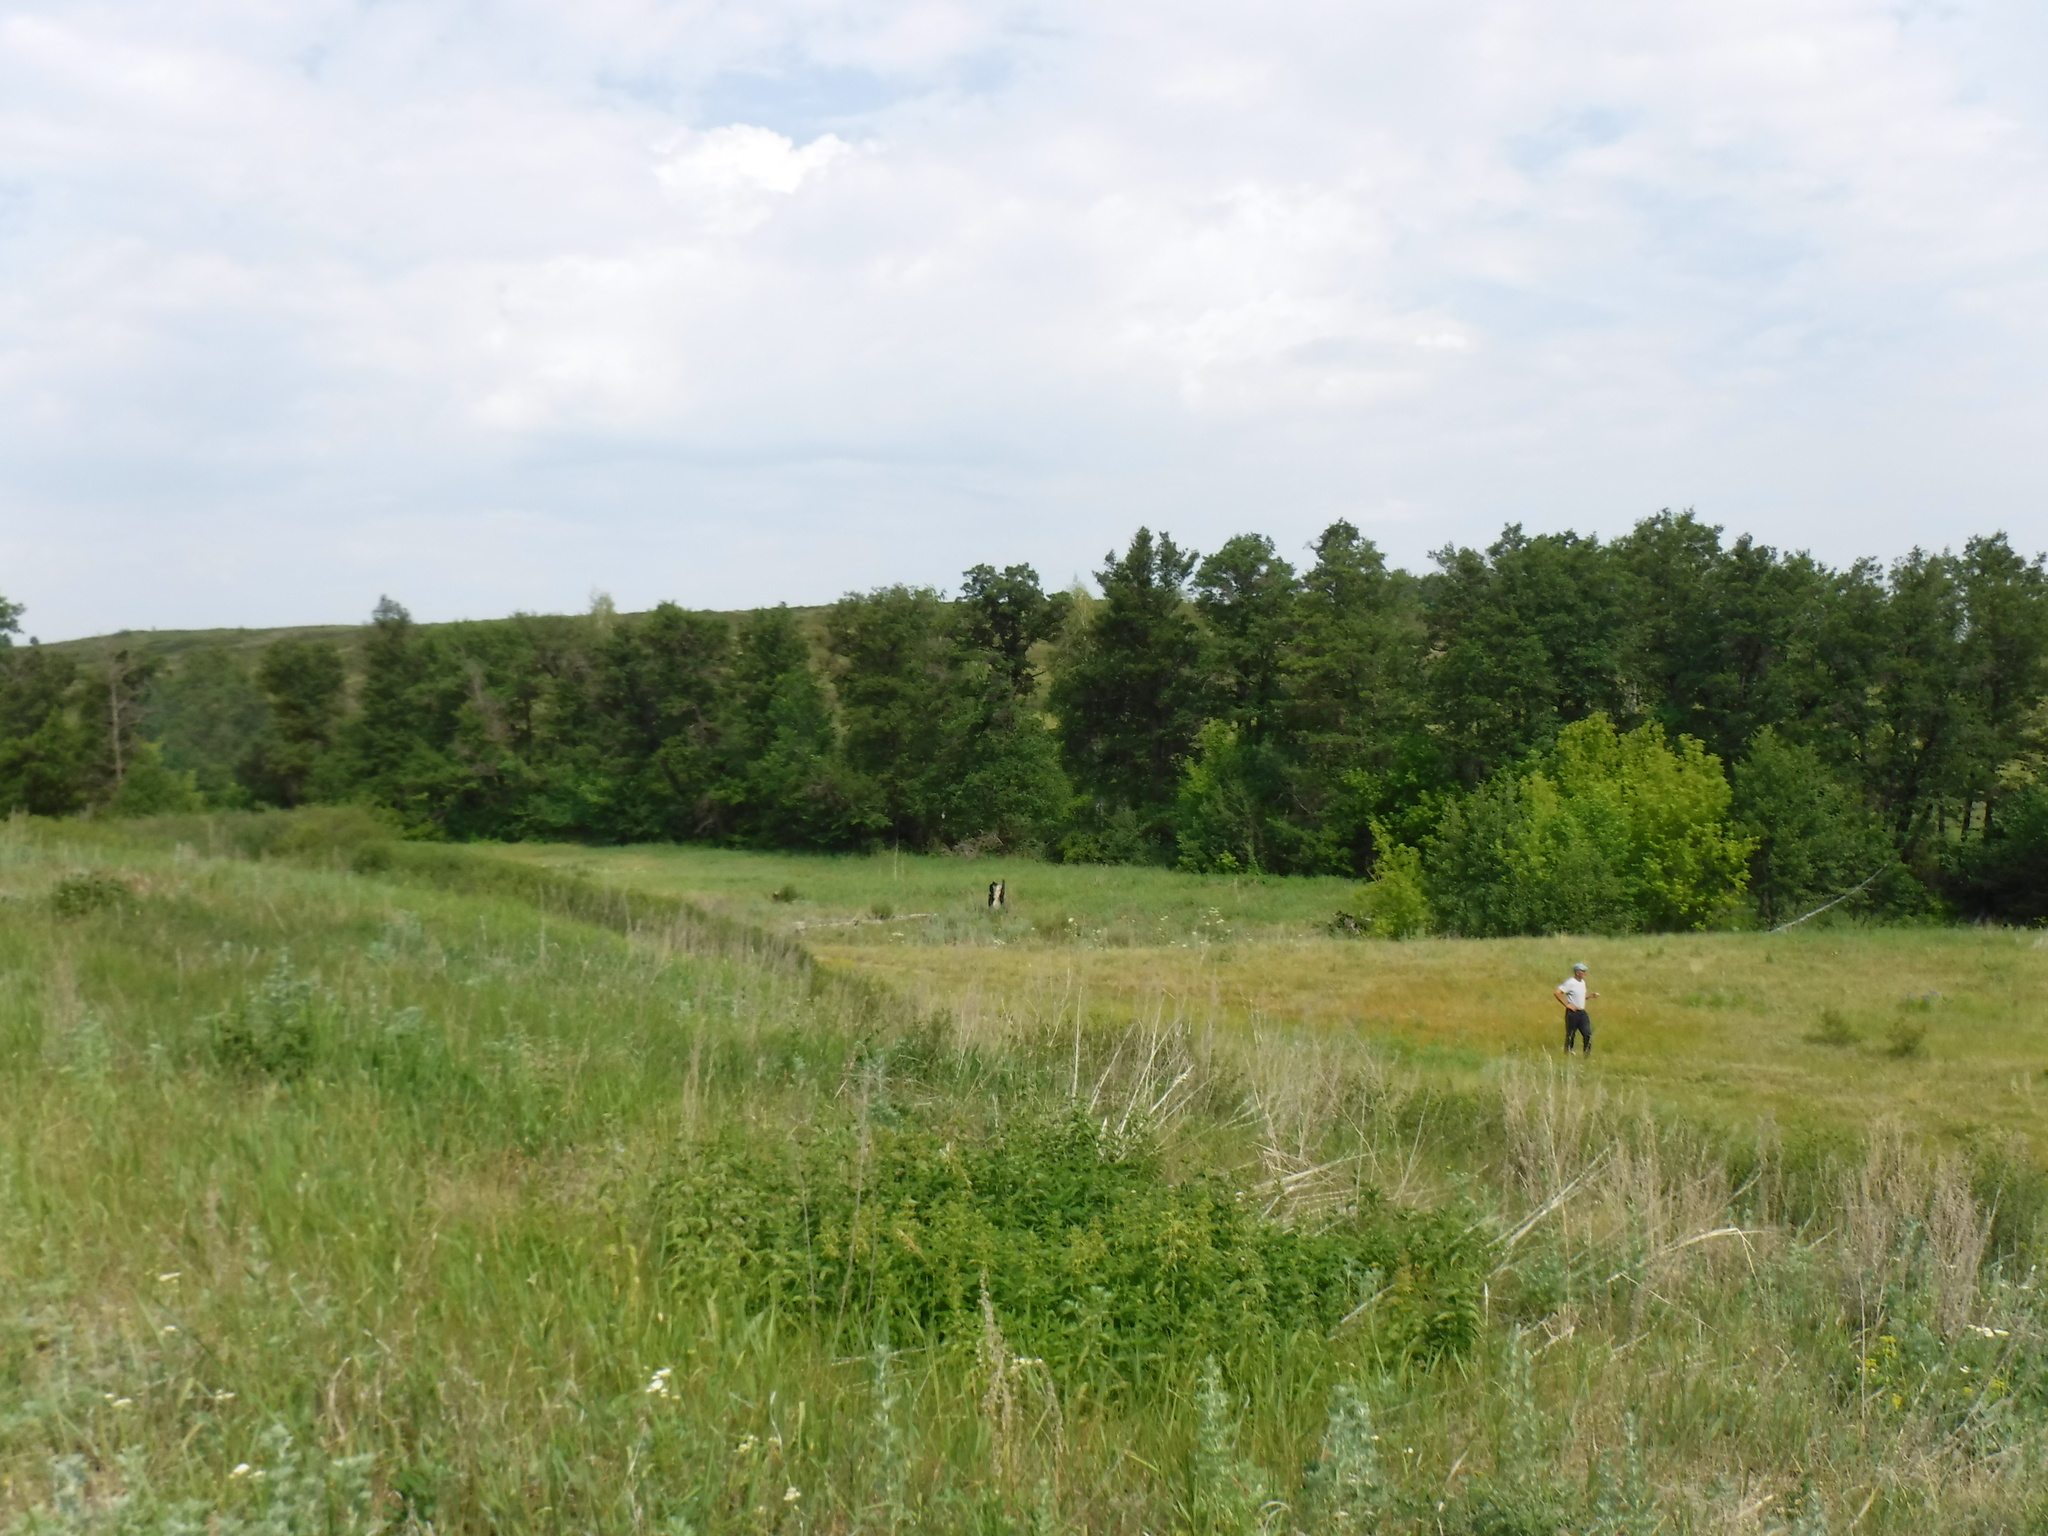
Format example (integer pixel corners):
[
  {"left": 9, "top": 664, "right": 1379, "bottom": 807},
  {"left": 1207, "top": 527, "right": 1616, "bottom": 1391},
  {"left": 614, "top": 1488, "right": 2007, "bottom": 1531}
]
[{"left": 6, "top": 512, "right": 2048, "bottom": 931}]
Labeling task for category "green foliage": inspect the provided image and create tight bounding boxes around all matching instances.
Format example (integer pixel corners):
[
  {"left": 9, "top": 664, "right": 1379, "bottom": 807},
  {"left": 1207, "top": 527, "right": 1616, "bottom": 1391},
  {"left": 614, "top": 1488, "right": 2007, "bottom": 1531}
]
[
  {"left": 1343, "top": 840, "right": 1432, "bottom": 939},
  {"left": 11, "top": 516, "right": 2048, "bottom": 922},
  {"left": 1425, "top": 716, "right": 1751, "bottom": 936},
  {"left": 1949, "top": 781, "right": 2048, "bottom": 923},
  {"left": 142, "top": 644, "right": 268, "bottom": 807},
  {"left": 239, "top": 639, "right": 347, "bottom": 809},
  {"left": 1053, "top": 528, "right": 1206, "bottom": 842},
  {"left": 1733, "top": 729, "right": 1894, "bottom": 926},
  {"left": 1807, "top": 1008, "right": 1861, "bottom": 1047},
  {"left": 15, "top": 1428, "right": 378, "bottom": 1535},
  {"left": 47, "top": 872, "right": 132, "bottom": 918},
  {"left": 654, "top": 1110, "right": 1481, "bottom": 1391},
  {"left": 1174, "top": 721, "right": 1280, "bottom": 874},
  {"left": 0, "top": 647, "right": 101, "bottom": 816},
  {"left": 108, "top": 742, "right": 203, "bottom": 818},
  {"left": 209, "top": 954, "right": 320, "bottom": 1079},
  {"left": 1424, "top": 525, "right": 1640, "bottom": 784}
]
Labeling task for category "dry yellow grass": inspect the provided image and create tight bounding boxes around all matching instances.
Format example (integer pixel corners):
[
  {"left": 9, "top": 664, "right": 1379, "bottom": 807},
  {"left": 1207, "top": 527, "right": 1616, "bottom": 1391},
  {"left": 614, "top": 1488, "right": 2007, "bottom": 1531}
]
[{"left": 813, "top": 927, "right": 2048, "bottom": 1150}]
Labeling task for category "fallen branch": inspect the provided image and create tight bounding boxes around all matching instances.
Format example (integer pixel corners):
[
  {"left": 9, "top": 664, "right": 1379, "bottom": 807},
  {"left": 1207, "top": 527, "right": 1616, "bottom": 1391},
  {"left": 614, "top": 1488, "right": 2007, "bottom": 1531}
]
[{"left": 1770, "top": 867, "right": 1889, "bottom": 933}]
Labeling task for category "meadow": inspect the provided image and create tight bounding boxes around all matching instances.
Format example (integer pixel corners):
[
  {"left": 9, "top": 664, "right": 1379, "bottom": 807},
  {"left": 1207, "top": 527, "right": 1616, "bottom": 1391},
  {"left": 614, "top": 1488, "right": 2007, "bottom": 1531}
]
[
  {"left": 500, "top": 842, "right": 2048, "bottom": 1151},
  {"left": 4, "top": 816, "right": 2048, "bottom": 1533}
]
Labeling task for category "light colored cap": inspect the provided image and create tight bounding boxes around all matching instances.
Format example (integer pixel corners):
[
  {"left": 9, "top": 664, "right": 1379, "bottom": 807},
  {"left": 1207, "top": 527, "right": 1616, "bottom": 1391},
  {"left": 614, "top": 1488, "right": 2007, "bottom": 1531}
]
[{"left": 1572, "top": 963, "right": 1587, "bottom": 973}]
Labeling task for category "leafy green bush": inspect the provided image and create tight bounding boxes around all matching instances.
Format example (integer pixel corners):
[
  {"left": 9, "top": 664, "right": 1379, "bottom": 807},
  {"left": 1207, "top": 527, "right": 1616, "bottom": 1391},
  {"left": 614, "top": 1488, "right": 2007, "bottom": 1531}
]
[
  {"left": 1806, "top": 1007, "right": 1861, "bottom": 1047},
  {"left": 654, "top": 1110, "right": 1480, "bottom": 1391},
  {"left": 1343, "top": 840, "right": 1432, "bottom": 938},
  {"left": 46, "top": 872, "right": 132, "bottom": 918},
  {"left": 1424, "top": 715, "right": 1751, "bottom": 936},
  {"left": 210, "top": 953, "right": 321, "bottom": 1079}
]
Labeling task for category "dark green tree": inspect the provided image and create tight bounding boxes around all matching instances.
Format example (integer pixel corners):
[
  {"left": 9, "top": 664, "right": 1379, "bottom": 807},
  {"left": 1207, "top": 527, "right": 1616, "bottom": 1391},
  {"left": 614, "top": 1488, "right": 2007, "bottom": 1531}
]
[
  {"left": 592, "top": 603, "right": 735, "bottom": 842},
  {"left": 1731, "top": 729, "right": 1895, "bottom": 927},
  {"left": 0, "top": 638, "right": 97, "bottom": 816},
  {"left": 241, "top": 639, "right": 348, "bottom": 808},
  {"left": 1423, "top": 527, "right": 1639, "bottom": 784},
  {"left": 1275, "top": 521, "right": 1435, "bottom": 870},
  {"left": 1051, "top": 529, "right": 1205, "bottom": 850},
  {"left": 959, "top": 565, "right": 1071, "bottom": 701},
  {"left": 718, "top": 606, "right": 844, "bottom": 847},
  {"left": 150, "top": 646, "right": 270, "bottom": 806}
]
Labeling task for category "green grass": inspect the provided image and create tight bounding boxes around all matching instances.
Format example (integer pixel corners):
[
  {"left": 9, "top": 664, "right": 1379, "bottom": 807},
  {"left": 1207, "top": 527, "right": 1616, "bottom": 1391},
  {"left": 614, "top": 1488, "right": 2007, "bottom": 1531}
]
[
  {"left": 5, "top": 818, "right": 2048, "bottom": 1533},
  {"left": 489, "top": 841, "right": 1359, "bottom": 946}
]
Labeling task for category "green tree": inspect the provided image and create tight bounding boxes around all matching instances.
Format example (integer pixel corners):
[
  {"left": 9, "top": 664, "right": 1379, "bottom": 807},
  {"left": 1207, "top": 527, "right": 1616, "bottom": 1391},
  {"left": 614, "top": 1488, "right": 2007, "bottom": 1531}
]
[
  {"left": 148, "top": 645, "right": 270, "bottom": 806},
  {"left": 1170, "top": 535, "right": 1300, "bottom": 872},
  {"left": 1732, "top": 729, "right": 1895, "bottom": 926},
  {"left": 1276, "top": 521, "right": 1435, "bottom": 871},
  {"left": 1616, "top": 511, "right": 1828, "bottom": 761},
  {"left": 241, "top": 639, "right": 348, "bottom": 808},
  {"left": 1424, "top": 716, "right": 1751, "bottom": 935},
  {"left": 828, "top": 585, "right": 967, "bottom": 845},
  {"left": 959, "top": 564, "right": 1070, "bottom": 700},
  {"left": 1424, "top": 527, "right": 1640, "bottom": 784},
  {"left": 0, "top": 644, "right": 97, "bottom": 816},
  {"left": 1052, "top": 529, "right": 1205, "bottom": 851},
  {"left": 592, "top": 603, "right": 735, "bottom": 842},
  {"left": 718, "top": 606, "right": 844, "bottom": 847}
]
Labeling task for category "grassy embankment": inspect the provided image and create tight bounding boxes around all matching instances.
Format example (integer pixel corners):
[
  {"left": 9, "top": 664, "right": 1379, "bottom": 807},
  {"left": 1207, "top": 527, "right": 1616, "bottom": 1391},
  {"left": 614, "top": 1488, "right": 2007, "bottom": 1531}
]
[
  {"left": 498, "top": 842, "right": 2048, "bottom": 1153},
  {"left": 4, "top": 815, "right": 2048, "bottom": 1532}
]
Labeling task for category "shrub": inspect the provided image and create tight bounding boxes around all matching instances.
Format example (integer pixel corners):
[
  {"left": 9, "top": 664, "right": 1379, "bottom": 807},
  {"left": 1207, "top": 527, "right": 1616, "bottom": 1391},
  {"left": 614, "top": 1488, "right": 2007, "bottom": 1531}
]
[
  {"left": 1885, "top": 1017, "right": 1929, "bottom": 1060},
  {"left": 1344, "top": 840, "right": 1431, "bottom": 939},
  {"left": 654, "top": 1111, "right": 1480, "bottom": 1392},
  {"left": 1424, "top": 716, "right": 1751, "bottom": 936},
  {"left": 47, "top": 872, "right": 131, "bottom": 918},
  {"left": 211, "top": 953, "right": 320, "bottom": 1079},
  {"left": 1807, "top": 1008, "right": 1860, "bottom": 1047}
]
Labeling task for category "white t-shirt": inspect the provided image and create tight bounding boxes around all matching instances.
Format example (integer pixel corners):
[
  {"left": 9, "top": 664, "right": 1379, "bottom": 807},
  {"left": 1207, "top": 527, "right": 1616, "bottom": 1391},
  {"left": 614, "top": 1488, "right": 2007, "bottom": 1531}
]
[{"left": 1559, "top": 977, "right": 1587, "bottom": 1009}]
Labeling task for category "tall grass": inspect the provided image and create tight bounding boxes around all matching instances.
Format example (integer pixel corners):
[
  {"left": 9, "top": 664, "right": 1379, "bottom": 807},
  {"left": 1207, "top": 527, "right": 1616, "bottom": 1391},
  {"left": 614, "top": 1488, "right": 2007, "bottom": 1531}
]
[{"left": 1, "top": 814, "right": 2045, "bottom": 1531}]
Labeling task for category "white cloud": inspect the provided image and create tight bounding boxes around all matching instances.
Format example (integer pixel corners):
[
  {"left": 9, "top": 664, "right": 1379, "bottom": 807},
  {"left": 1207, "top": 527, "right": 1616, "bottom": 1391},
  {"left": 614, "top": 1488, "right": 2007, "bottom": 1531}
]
[{"left": 1, "top": 0, "right": 2046, "bottom": 636}]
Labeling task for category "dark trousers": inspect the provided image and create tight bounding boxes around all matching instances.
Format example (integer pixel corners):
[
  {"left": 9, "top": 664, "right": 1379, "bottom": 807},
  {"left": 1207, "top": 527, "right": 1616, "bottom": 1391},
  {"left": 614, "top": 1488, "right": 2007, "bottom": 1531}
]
[{"left": 1564, "top": 1009, "right": 1592, "bottom": 1054}]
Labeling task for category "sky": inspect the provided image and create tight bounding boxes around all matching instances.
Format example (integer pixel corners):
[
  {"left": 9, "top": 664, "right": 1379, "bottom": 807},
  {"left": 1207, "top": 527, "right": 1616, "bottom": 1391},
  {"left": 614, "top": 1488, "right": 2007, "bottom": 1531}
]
[{"left": 3, "top": 0, "right": 2047, "bottom": 641}]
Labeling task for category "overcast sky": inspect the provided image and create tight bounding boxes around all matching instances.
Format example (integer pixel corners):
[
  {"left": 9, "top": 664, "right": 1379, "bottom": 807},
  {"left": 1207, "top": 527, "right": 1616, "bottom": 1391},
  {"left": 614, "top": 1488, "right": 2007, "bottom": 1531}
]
[{"left": 3, "top": 0, "right": 2047, "bottom": 640}]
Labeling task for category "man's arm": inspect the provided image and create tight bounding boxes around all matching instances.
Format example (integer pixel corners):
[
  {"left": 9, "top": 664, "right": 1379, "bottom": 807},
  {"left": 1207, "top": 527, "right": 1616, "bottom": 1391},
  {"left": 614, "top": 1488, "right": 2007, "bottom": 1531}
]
[{"left": 1554, "top": 985, "right": 1571, "bottom": 1008}]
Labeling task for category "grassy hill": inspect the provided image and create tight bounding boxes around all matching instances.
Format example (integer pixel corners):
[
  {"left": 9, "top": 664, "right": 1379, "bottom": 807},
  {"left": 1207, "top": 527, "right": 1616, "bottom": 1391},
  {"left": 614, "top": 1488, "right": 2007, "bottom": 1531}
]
[
  {"left": 4, "top": 815, "right": 2047, "bottom": 1532},
  {"left": 39, "top": 605, "right": 830, "bottom": 666}
]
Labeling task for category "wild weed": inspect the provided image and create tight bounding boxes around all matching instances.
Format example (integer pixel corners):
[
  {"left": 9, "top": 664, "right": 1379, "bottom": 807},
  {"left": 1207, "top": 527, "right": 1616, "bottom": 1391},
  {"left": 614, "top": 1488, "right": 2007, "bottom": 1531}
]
[{"left": 1808, "top": 1007, "right": 1861, "bottom": 1046}]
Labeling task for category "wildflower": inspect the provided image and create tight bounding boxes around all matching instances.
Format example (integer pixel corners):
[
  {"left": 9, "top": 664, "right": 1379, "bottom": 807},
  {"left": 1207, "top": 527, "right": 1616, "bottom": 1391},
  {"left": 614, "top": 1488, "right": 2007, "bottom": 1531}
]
[
  {"left": 229, "top": 1464, "right": 252, "bottom": 1480},
  {"left": 157, "top": 1272, "right": 181, "bottom": 1283},
  {"left": 161, "top": 1325, "right": 178, "bottom": 1335},
  {"left": 112, "top": 1398, "right": 134, "bottom": 1409},
  {"left": 735, "top": 1435, "right": 758, "bottom": 1455},
  {"left": 1970, "top": 1325, "right": 2011, "bottom": 1339},
  {"left": 784, "top": 1487, "right": 802, "bottom": 1503},
  {"left": 644, "top": 1366, "right": 675, "bottom": 1398}
]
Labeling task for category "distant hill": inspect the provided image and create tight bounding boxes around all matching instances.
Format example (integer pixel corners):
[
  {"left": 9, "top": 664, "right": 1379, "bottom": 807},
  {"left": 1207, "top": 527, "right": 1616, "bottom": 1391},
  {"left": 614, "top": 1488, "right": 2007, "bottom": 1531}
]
[
  {"left": 41, "top": 622, "right": 374, "bottom": 663},
  {"left": 39, "top": 605, "right": 832, "bottom": 667}
]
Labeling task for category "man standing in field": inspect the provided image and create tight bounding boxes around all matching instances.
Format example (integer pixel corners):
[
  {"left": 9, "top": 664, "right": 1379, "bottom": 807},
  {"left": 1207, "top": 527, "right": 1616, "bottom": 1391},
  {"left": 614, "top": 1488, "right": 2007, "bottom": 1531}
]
[{"left": 1556, "top": 963, "right": 1598, "bottom": 1056}]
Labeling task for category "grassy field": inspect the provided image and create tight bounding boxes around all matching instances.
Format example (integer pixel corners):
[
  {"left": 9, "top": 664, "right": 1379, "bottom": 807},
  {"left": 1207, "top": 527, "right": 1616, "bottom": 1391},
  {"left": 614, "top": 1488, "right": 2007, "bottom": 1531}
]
[
  {"left": 5, "top": 817, "right": 2048, "bottom": 1533},
  {"left": 497, "top": 842, "right": 2048, "bottom": 1152},
  {"left": 489, "top": 841, "right": 1359, "bottom": 947}
]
